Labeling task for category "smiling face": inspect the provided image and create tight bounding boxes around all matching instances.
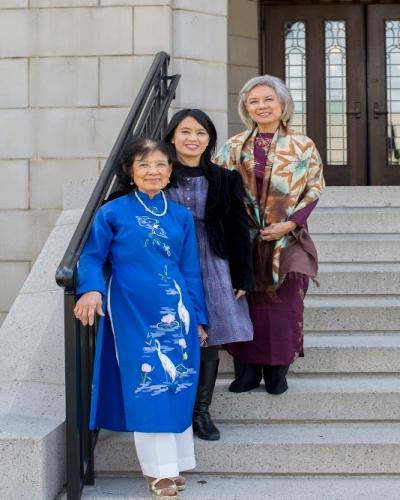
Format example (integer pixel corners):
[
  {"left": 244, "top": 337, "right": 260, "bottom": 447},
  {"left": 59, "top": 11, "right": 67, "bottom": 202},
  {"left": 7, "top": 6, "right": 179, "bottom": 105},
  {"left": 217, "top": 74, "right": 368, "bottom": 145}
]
[
  {"left": 171, "top": 116, "right": 210, "bottom": 166},
  {"left": 246, "top": 85, "right": 283, "bottom": 132},
  {"left": 131, "top": 150, "right": 172, "bottom": 197}
]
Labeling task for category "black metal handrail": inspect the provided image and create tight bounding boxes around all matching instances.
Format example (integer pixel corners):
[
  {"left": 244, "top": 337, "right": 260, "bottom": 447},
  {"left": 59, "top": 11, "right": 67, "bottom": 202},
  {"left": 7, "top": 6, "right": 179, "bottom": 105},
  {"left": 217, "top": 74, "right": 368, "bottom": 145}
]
[{"left": 55, "top": 52, "right": 180, "bottom": 499}]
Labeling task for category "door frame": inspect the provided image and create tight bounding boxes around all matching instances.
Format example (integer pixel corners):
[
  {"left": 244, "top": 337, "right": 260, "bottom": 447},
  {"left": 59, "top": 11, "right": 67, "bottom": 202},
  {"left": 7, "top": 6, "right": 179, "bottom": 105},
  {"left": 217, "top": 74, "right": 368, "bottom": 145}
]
[
  {"left": 260, "top": 2, "right": 367, "bottom": 185},
  {"left": 259, "top": 0, "right": 400, "bottom": 186}
]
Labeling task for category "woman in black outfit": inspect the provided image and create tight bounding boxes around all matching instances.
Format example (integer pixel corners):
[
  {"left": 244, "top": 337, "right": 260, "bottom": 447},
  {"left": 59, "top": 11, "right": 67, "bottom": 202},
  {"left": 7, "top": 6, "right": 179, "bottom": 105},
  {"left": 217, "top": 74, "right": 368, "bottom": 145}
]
[{"left": 164, "top": 109, "right": 253, "bottom": 441}]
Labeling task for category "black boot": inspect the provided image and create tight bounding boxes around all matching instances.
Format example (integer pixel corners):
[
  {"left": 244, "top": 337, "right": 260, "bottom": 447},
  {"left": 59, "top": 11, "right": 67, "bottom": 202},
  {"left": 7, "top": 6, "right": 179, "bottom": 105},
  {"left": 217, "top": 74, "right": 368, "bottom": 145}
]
[
  {"left": 193, "top": 358, "right": 220, "bottom": 440},
  {"left": 228, "top": 360, "right": 262, "bottom": 393},
  {"left": 263, "top": 364, "right": 289, "bottom": 394}
]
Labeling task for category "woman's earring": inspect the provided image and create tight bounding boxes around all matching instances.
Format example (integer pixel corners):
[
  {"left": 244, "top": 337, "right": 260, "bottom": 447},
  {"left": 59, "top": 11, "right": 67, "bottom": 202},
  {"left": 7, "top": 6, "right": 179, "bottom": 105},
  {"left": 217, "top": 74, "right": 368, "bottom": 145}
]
[{"left": 130, "top": 179, "right": 134, "bottom": 185}]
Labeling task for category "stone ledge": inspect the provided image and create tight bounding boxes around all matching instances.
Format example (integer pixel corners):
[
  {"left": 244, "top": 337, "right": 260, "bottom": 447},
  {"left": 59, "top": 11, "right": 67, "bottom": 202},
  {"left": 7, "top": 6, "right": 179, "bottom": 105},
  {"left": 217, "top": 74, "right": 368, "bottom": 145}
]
[
  {"left": 78, "top": 475, "right": 400, "bottom": 500},
  {"left": 0, "top": 414, "right": 65, "bottom": 500},
  {"left": 211, "top": 375, "right": 400, "bottom": 421},
  {"left": 219, "top": 334, "right": 400, "bottom": 374},
  {"left": 95, "top": 422, "right": 400, "bottom": 474}
]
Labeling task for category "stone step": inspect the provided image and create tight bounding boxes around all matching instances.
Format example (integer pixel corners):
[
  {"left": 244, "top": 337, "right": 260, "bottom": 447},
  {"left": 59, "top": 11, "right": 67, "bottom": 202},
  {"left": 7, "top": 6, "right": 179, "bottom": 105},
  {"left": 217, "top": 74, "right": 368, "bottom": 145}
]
[
  {"left": 294, "top": 333, "right": 400, "bottom": 373},
  {"left": 79, "top": 475, "right": 400, "bottom": 500},
  {"left": 309, "top": 207, "right": 400, "bottom": 234},
  {"left": 218, "top": 333, "right": 400, "bottom": 374},
  {"left": 314, "top": 234, "right": 400, "bottom": 262},
  {"left": 317, "top": 186, "right": 400, "bottom": 208},
  {"left": 209, "top": 375, "right": 400, "bottom": 422},
  {"left": 303, "top": 296, "right": 400, "bottom": 331},
  {"left": 94, "top": 422, "right": 400, "bottom": 474},
  {"left": 310, "top": 262, "right": 400, "bottom": 295}
]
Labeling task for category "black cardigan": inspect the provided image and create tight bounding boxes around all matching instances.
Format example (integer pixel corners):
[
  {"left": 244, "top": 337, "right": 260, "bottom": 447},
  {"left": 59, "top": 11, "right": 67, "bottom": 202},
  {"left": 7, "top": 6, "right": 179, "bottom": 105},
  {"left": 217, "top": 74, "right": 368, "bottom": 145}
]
[{"left": 198, "top": 164, "right": 253, "bottom": 291}]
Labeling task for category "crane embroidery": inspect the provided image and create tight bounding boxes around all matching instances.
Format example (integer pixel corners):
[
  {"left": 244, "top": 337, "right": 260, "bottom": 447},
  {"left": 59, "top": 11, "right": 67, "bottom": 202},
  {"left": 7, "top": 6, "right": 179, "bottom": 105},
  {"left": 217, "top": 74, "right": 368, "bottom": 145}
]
[
  {"left": 133, "top": 266, "right": 196, "bottom": 397},
  {"left": 155, "top": 339, "right": 177, "bottom": 383},
  {"left": 173, "top": 279, "right": 190, "bottom": 334}
]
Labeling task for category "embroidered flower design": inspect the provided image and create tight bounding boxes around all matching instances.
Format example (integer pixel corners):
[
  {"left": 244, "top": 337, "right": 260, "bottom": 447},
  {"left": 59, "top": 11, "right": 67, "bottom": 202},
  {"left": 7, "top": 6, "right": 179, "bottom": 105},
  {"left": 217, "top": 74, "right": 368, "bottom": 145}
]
[
  {"left": 178, "top": 338, "right": 188, "bottom": 360},
  {"left": 162, "top": 313, "right": 176, "bottom": 324},
  {"left": 141, "top": 363, "right": 153, "bottom": 385},
  {"left": 136, "top": 216, "right": 167, "bottom": 238}
]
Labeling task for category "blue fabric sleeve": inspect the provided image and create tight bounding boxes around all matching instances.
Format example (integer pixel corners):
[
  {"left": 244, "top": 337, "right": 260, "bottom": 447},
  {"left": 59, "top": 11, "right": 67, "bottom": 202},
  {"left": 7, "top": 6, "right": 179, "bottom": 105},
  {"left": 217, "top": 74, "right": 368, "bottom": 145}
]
[
  {"left": 76, "top": 208, "right": 114, "bottom": 297},
  {"left": 179, "top": 211, "right": 209, "bottom": 326}
]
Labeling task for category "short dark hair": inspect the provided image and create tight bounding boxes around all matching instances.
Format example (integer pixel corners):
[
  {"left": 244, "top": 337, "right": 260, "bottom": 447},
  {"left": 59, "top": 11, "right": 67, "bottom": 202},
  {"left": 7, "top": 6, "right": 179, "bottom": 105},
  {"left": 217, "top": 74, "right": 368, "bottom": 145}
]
[
  {"left": 163, "top": 109, "right": 217, "bottom": 167},
  {"left": 115, "top": 136, "right": 174, "bottom": 192}
]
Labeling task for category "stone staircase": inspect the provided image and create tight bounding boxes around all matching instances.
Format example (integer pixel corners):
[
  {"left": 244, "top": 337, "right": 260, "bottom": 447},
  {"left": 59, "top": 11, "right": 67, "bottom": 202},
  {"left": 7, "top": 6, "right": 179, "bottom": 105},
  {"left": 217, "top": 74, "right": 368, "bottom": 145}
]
[{"left": 67, "top": 187, "right": 400, "bottom": 499}]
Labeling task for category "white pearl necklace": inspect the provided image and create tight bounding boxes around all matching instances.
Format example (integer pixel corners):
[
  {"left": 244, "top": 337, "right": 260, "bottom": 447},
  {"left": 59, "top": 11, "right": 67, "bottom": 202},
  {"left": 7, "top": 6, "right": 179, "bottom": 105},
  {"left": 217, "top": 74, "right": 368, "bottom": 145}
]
[{"left": 134, "top": 190, "right": 168, "bottom": 217}]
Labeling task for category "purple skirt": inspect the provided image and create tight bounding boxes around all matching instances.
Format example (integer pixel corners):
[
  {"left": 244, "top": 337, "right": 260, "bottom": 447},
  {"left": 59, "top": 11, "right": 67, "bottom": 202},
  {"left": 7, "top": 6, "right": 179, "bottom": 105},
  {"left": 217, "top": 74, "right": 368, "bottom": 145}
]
[
  {"left": 226, "top": 274, "right": 309, "bottom": 365},
  {"left": 196, "top": 220, "right": 253, "bottom": 346}
]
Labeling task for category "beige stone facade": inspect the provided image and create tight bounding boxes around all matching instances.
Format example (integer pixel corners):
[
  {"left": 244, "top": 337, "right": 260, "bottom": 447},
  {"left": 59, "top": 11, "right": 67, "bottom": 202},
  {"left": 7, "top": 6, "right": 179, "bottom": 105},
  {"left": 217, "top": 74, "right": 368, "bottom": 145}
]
[{"left": 0, "top": 0, "right": 260, "bottom": 322}]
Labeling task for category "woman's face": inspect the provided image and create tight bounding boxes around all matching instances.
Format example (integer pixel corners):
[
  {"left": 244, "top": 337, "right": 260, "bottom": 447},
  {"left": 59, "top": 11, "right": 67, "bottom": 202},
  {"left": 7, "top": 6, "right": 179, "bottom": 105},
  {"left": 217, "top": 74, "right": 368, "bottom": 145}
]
[
  {"left": 172, "top": 116, "right": 210, "bottom": 166},
  {"left": 131, "top": 150, "right": 172, "bottom": 196},
  {"left": 246, "top": 85, "right": 283, "bottom": 132}
]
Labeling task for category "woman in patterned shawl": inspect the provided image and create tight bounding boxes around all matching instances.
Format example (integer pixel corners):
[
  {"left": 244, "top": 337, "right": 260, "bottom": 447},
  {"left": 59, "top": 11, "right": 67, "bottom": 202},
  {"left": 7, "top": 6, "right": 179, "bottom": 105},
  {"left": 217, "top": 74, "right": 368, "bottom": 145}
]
[{"left": 216, "top": 75, "right": 325, "bottom": 395}]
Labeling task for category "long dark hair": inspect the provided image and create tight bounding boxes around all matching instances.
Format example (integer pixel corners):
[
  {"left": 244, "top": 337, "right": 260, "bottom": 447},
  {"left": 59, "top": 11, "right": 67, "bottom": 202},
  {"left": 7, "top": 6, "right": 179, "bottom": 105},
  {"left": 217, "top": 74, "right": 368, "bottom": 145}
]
[
  {"left": 115, "top": 136, "right": 175, "bottom": 193},
  {"left": 164, "top": 109, "right": 217, "bottom": 168}
]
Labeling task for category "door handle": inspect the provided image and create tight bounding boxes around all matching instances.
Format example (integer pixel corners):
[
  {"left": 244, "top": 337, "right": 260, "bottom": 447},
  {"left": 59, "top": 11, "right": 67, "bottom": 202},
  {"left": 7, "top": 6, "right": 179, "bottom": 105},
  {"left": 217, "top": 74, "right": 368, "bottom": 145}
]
[
  {"left": 373, "top": 102, "right": 388, "bottom": 119},
  {"left": 347, "top": 101, "right": 361, "bottom": 119}
]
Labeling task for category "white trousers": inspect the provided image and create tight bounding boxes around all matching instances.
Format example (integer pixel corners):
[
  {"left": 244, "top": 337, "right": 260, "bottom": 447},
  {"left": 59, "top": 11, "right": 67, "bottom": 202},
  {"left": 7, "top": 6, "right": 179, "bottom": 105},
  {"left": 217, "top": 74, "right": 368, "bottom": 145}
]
[{"left": 134, "top": 425, "right": 196, "bottom": 478}]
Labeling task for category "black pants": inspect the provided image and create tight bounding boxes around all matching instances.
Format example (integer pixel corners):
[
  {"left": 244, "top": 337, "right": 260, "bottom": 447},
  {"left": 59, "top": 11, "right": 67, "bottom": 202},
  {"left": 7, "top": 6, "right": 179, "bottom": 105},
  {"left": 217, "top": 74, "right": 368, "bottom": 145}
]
[{"left": 232, "top": 360, "right": 289, "bottom": 394}]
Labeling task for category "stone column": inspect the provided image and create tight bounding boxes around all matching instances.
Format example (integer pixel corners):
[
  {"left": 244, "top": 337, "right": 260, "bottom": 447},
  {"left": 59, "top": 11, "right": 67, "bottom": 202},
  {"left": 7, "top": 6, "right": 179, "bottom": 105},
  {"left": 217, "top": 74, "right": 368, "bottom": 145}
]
[
  {"left": 227, "top": 0, "right": 259, "bottom": 137},
  {"left": 171, "top": 0, "right": 228, "bottom": 146}
]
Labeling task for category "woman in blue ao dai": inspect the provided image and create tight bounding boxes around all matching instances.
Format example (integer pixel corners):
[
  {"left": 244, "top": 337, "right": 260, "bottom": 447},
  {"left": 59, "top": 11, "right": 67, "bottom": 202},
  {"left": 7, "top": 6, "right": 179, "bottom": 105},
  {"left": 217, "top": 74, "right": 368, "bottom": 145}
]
[{"left": 74, "top": 138, "right": 208, "bottom": 499}]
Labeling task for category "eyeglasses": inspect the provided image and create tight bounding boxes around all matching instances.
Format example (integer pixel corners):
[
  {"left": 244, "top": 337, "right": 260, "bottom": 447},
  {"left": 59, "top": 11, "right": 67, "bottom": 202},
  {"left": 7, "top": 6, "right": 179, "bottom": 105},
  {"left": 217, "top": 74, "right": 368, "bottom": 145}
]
[{"left": 134, "top": 161, "right": 171, "bottom": 171}]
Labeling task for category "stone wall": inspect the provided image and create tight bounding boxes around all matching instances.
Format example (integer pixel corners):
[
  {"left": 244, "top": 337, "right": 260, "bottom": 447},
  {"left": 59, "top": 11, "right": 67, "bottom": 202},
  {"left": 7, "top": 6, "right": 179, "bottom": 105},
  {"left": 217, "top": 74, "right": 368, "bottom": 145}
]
[
  {"left": 0, "top": 0, "right": 228, "bottom": 323},
  {"left": 227, "top": 0, "right": 259, "bottom": 137}
]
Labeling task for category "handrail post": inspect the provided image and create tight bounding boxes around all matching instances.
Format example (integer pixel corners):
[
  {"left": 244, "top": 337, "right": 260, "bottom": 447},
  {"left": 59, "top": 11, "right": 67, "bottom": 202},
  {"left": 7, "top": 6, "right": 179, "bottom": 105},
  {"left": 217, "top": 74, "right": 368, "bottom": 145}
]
[
  {"left": 64, "top": 291, "right": 82, "bottom": 500},
  {"left": 81, "top": 322, "right": 96, "bottom": 486}
]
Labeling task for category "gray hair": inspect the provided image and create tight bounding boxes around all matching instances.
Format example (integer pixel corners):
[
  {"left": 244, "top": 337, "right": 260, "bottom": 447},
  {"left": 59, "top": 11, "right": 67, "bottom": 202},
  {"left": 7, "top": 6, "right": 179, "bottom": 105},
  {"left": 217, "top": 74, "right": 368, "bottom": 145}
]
[{"left": 238, "top": 75, "right": 294, "bottom": 130}]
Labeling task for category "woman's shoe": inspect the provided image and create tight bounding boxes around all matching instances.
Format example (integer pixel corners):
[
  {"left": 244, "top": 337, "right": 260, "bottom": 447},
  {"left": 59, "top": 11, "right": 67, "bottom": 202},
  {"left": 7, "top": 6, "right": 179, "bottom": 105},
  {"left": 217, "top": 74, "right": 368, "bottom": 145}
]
[
  {"left": 228, "top": 361, "right": 262, "bottom": 393},
  {"left": 193, "top": 405, "right": 220, "bottom": 440},
  {"left": 263, "top": 365, "right": 289, "bottom": 394},
  {"left": 146, "top": 477, "right": 179, "bottom": 499},
  {"left": 228, "top": 377, "right": 261, "bottom": 393},
  {"left": 172, "top": 475, "right": 186, "bottom": 491}
]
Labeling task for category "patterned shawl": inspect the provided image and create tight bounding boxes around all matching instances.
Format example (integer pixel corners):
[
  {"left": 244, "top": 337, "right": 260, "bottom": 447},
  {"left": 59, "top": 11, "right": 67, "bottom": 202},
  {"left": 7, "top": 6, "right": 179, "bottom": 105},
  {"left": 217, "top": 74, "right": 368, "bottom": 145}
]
[{"left": 215, "top": 126, "right": 326, "bottom": 292}]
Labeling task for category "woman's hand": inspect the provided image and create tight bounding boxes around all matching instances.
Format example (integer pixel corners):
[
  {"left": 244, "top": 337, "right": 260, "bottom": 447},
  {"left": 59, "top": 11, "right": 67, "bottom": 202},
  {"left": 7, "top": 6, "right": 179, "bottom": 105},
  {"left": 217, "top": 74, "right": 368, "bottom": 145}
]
[
  {"left": 74, "top": 291, "right": 104, "bottom": 326},
  {"left": 260, "top": 221, "right": 297, "bottom": 241},
  {"left": 234, "top": 289, "right": 246, "bottom": 300},
  {"left": 198, "top": 325, "right": 208, "bottom": 347}
]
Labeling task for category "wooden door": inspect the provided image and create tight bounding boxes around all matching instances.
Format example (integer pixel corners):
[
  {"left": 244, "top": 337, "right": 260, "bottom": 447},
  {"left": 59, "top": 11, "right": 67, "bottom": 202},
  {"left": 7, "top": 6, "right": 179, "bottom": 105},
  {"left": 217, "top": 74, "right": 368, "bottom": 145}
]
[
  {"left": 368, "top": 5, "right": 400, "bottom": 185},
  {"left": 262, "top": 4, "right": 367, "bottom": 185}
]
